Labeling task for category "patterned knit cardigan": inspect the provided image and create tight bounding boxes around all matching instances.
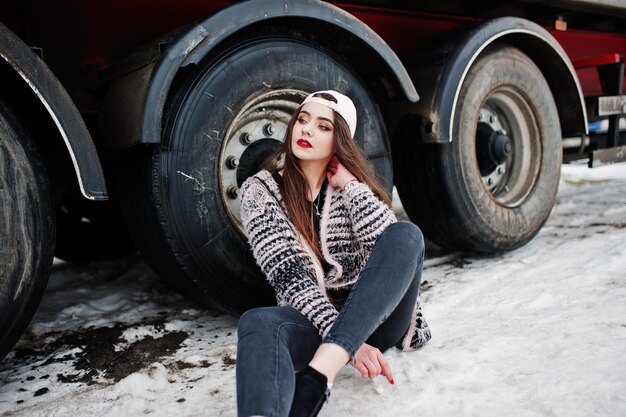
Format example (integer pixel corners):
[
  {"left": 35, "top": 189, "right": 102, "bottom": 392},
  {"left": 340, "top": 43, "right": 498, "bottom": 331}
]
[{"left": 240, "top": 169, "right": 430, "bottom": 351}]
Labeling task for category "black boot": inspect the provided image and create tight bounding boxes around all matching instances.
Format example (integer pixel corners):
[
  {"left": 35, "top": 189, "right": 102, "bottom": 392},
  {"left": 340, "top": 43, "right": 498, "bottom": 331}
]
[{"left": 288, "top": 366, "right": 331, "bottom": 417}]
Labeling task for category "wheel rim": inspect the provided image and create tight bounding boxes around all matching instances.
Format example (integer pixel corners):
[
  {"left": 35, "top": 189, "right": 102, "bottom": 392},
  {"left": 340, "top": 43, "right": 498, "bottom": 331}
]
[
  {"left": 475, "top": 88, "right": 541, "bottom": 207},
  {"left": 220, "top": 88, "right": 307, "bottom": 229}
]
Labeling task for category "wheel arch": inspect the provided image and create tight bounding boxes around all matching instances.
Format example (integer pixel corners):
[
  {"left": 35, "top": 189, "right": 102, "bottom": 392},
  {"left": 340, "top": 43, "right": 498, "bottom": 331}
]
[
  {"left": 0, "top": 23, "right": 107, "bottom": 201},
  {"left": 100, "top": 0, "right": 418, "bottom": 150},
  {"left": 408, "top": 17, "right": 588, "bottom": 144}
]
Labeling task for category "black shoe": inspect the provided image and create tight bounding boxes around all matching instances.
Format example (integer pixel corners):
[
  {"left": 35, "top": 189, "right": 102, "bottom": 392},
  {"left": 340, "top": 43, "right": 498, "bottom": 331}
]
[{"left": 288, "top": 366, "right": 331, "bottom": 417}]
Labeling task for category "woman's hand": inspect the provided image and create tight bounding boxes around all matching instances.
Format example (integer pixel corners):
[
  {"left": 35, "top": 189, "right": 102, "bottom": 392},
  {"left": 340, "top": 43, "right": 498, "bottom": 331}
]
[
  {"left": 326, "top": 156, "right": 357, "bottom": 189},
  {"left": 349, "top": 343, "right": 394, "bottom": 384}
]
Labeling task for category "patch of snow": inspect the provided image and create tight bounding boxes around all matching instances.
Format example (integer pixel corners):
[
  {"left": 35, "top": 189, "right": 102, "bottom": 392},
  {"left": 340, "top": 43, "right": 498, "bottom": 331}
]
[{"left": 1, "top": 163, "right": 625, "bottom": 417}]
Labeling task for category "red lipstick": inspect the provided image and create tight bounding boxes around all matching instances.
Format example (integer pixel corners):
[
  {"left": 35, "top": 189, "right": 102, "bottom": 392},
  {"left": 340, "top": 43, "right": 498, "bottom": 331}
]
[{"left": 297, "top": 139, "right": 312, "bottom": 148}]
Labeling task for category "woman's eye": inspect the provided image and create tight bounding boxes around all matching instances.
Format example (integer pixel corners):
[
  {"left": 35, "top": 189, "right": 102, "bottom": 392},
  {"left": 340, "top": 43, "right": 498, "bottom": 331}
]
[
  {"left": 319, "top": 125, "right": 331, "bottom": 131},
  {"left": 297, "top": 117, "right": 307, "bottom": 124}
]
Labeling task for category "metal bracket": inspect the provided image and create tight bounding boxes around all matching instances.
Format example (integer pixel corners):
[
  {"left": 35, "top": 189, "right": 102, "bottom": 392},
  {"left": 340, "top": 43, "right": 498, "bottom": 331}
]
[
  {"left": 589, "top": 145, "right": 626, "bottom": 167},
  {"left": 597, "top": 95, "right": 626, "bottom": 116}
]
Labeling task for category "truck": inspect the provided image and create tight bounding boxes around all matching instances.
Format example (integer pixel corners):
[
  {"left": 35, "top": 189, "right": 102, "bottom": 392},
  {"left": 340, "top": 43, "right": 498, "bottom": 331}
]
[{"left": 1, "top": 0, "right": 625, "bottom": 360}]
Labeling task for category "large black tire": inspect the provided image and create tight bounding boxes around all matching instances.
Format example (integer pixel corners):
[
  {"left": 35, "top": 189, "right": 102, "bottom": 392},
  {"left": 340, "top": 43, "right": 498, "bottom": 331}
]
[
  {"left": 54, "top": 194, "right": 136, "bottom": 262},
  {"left": 0, "top": 99, "right": 55, "bottom": 360},
  {"left": 396, "top": 45, "right": 562, "bottom": 252},
  {"left": 119, "top": 34, "right": 392, "bottom": 313}
]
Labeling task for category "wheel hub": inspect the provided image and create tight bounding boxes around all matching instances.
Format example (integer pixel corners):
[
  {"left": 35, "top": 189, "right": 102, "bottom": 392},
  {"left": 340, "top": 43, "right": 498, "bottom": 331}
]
[
  {"left": 475, "top": 89, "right": 541, "bottom": 207},
  {"left": 476, "top": 122, "right": 513, "bottom": 176},
  {"left": 236, "top": 138, "right": 282, "bottom": 187},
  {"left": 220, "top": 89, "right": 307, "bottom": 229}
]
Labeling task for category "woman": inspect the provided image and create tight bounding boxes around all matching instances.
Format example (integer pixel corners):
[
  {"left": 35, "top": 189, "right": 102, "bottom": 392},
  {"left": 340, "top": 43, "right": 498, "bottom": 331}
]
[{"left": 237, "top": 90, "right": 430, "bottom": 417}]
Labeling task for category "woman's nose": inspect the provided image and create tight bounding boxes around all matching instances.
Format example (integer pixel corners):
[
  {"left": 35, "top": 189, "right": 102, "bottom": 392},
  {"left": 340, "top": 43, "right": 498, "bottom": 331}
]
[{"left": 302, "top": 123, "right": 312, "bottom": 136}]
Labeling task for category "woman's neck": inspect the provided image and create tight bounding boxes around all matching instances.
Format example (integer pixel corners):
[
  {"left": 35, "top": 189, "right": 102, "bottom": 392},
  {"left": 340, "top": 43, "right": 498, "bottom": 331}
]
[{"left": 299, "top": 160, "right": 328, "bottom": 201}]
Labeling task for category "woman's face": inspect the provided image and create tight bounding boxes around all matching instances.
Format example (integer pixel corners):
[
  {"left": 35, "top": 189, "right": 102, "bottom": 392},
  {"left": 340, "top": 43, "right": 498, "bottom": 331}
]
[{"left": 290, "top": 102, "right": 335, "bottom": 164}]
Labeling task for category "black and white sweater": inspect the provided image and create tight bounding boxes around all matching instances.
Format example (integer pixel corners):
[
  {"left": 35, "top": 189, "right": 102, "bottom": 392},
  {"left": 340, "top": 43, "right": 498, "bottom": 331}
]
[{"left": 240, "top": 169, "right": 430, "bottom": 351}]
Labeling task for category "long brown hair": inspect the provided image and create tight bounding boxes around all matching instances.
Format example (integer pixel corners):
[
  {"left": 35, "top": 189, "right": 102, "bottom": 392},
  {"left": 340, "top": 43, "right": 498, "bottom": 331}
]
[{"left": 261, "top": 93, "right": 391, "bottom": 261}]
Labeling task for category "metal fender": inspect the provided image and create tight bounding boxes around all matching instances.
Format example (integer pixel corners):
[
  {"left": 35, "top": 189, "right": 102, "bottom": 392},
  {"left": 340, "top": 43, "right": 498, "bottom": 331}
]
[
  {"left": 0, "top": 23, "right": 107, "bottom": 200},
  {"left": 101, "top": 0, "right": 418, "bottom": 149},
  {"left": 410, "top": 17, "right": 588, "bottom": 144}
]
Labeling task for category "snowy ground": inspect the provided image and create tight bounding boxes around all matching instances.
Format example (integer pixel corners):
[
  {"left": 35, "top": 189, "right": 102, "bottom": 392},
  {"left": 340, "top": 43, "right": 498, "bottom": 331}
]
[{"left": 1, "top": 162, "right": 625, "bottom": 417}]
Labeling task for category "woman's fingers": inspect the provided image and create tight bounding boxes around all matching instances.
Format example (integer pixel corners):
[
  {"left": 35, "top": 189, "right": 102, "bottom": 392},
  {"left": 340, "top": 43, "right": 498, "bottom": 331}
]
[
  {"left": 356, "top": 361, "right": 371, "bottom": 378},
  {"left": 362, "top": 357, "right": 379, "bottom": 378},
  {"left": 377, "top": 352, "right": 394, "bottom": 385},
  {"left": 350, "top": 357, "right": 369, "bottom": 378},
  {"left": 327, "top": 156, "right": 358, "bottom": 189},
  {"left": 367, "top": 351, "right": 383, "bottom": 375},
  {"left": 348, "top": 343, "right": 395, "bottom": 383}
]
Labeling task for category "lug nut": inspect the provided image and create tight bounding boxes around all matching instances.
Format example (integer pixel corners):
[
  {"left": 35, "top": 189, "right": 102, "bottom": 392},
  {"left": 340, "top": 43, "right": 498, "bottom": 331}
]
[
  {"left": 487, "top": 178, "right": 493, "bottom": 186},
  {"left": 263, "top": 124, "right": 275, "bottom": 136},
  {"left": 226, "top": 186, "right": 238, "bottom": 199},
  {"left": 489, "top": 114, "right": 497, "bottom": 123},
  {"left": 226, "top": 156, "right": 239, "bottom": 169},
  {"left": 497, "top": 166, "right": 504, "bottom": 175},
  {"left": 240, "top": 133, "right": 252, "bottom": 145}
]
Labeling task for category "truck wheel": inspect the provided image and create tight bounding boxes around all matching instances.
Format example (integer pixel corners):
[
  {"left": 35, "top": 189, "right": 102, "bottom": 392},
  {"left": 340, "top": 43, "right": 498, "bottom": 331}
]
[
  {"left": 119, "top": 35, "right": 391, "bottom": 313},
  {"left": 54, "top": 194, "right": 136, "bottom": 262},
  {"left": 396, "top": 45, "right": 562, "bottom": 252},
  {"left": 0, "top": 99, "right": 55, "bottom": 360}
]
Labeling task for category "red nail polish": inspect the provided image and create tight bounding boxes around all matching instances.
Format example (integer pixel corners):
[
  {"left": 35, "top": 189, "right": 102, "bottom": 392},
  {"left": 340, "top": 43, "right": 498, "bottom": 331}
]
[{"left": 390, "top": 378, "right": 395, "bottom": 385}]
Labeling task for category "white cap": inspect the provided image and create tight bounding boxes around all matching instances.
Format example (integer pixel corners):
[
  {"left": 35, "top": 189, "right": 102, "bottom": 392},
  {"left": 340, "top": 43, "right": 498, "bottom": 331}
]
[{"left": 301, "top": 90, "right": 357, "bottom": 138}]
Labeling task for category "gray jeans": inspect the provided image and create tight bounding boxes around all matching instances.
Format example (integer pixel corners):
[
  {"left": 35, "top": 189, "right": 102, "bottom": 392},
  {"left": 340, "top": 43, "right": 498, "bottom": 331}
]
[{"left": 236, "top": 221, "right": 424, "bottom": 417}]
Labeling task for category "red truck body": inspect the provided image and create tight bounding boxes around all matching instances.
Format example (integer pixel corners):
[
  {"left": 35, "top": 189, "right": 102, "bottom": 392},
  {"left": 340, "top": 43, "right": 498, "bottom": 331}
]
[
  {"left": 4, "top": 1, "right": 625, "bottom": 102},
  {"left": 1, "top": 0, "right": 625, "bottom": 360}
]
